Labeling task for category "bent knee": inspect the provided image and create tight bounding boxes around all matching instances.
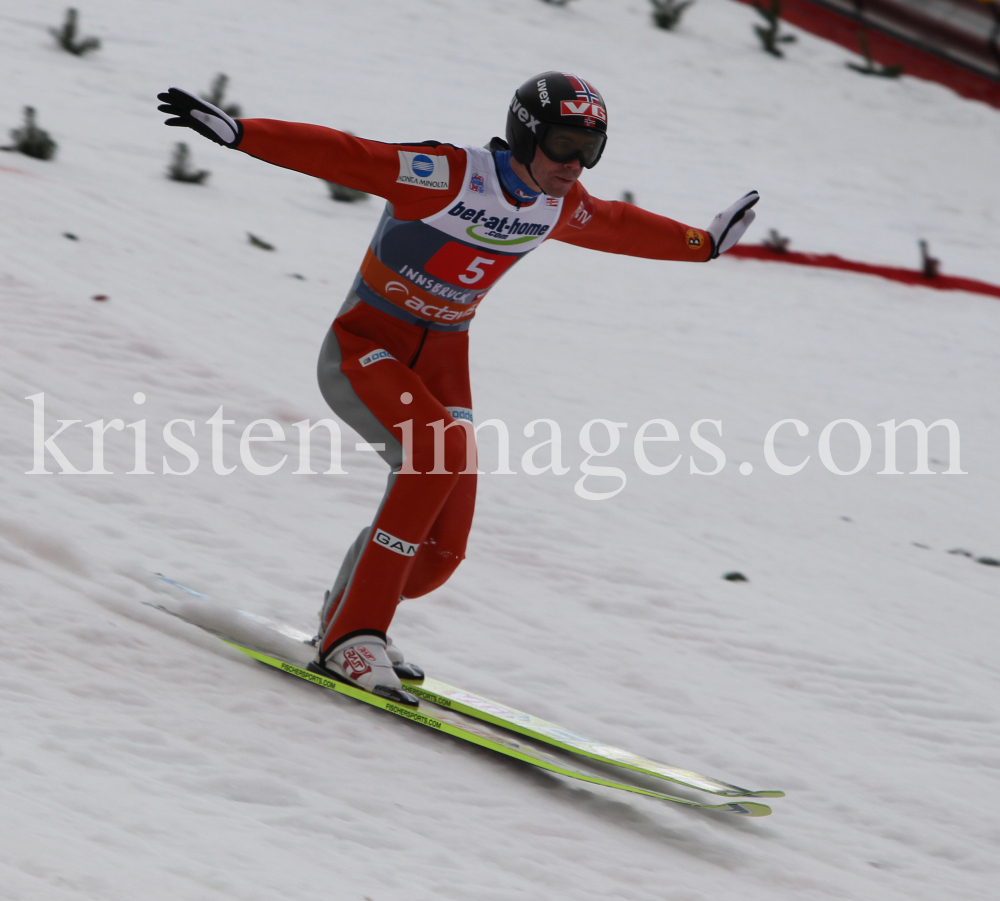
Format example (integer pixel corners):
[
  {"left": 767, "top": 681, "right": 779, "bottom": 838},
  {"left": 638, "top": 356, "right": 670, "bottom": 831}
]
[{"left": 402, "top": 545, "right": 465, "bottom": 598}]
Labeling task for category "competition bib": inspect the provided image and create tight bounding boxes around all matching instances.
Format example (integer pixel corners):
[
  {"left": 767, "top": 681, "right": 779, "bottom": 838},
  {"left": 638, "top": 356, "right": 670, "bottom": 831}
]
[{"left": 355, "top": 146, "right": 564, "bottom": 329}]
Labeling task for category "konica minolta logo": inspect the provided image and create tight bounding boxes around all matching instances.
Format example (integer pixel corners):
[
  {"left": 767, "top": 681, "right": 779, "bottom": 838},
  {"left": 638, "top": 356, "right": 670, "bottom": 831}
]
[
  {"left": 397, "top": 150, "right": 451, "bottom": 190},
  {"left": 448, "top": 200, "right": 551, "bottom": 245},
  {"left": 359, "top": 348, "right": 395, "bottom": 367}
]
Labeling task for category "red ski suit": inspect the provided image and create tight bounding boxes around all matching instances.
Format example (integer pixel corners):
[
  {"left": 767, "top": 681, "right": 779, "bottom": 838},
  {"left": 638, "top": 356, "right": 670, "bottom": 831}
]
[{"left": 236, "top": 120, "right": 711, "bottom": 655}]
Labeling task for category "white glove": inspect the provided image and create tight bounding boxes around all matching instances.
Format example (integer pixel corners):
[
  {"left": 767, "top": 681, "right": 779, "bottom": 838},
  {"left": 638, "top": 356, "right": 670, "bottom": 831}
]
[
  {"left": 157, "top": 87, "right": 242, "bottom": 148},
  {"left": 707, "top": 191, "right": 759, "bottom": 258}
]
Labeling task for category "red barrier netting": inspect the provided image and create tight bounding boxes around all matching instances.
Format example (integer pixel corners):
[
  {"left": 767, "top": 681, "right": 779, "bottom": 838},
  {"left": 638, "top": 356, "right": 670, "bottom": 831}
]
[{"left": 725, "top": 244, "right": 1000, "bottom": 299}]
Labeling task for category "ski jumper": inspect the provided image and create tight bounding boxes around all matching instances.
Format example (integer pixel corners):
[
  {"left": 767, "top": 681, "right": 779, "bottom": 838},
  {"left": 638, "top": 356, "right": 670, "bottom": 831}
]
[{"left": 235, "top": 120, "right": 712, "bottom": 658}]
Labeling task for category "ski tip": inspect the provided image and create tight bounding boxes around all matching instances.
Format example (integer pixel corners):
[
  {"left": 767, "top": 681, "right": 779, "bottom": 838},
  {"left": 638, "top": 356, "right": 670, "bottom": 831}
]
[
  {"left": 727, "top": 802, "right": 772, "bottom": 817},
  {"left": 746, "top": 790, "right": 785, "bottom": 798}
]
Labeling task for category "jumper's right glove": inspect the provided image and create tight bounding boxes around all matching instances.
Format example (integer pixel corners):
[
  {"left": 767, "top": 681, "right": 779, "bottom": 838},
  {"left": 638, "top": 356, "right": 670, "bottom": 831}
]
[
  {"left": 706, "top": 191, "right": 759, "bottom": 258},
  {"left": 157, "top": 87, "right": 243, "bottom": 148}
]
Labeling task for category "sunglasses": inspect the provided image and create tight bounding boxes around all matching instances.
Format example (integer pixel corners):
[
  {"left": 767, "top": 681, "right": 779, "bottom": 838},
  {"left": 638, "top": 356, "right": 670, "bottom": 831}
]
[{"left": 538, "top": 124, "right": 607, "bottom": 169}]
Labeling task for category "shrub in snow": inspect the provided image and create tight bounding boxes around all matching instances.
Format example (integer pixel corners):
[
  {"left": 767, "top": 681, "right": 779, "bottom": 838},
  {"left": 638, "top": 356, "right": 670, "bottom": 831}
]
[
  {"left": 846, "top": 30, "right": 903, "bottom": 78},
  {"left": 248, "top": 233, "right": 275, "bottom": 250},
  {"left": 5, "top": 107, "right": 57, "bottom": 160},
  {"left": 650, "top": 0, "right": 695, "bottom": 30},
  {"left": 205, "top": 73, "right": 242, "bottom": 119},
  {"left": 752, "top": 0, "right": 796, "bottom": 57},
  {"left": 621, "top": 190, "right": 636, "bottom": 204},
  {"left": 50, "top": 8, "right": 100, "bottom": 56},
  {"left": 763, "top": 228, "right": 791, "bottom": 252},
  {"left": 327, "top": 181, "right": 368, "bottom": 203},
  {"left": 948, "top": 548, "right": 1000, "bottom": 566},
  {"left": 167, "top": 142, "right": 209, "bottom": 183},
  {"left": 538, "top": 0, "right": 577, "bottom": 6},
  {"left": 919, "top": 239, "right": 940, "bottom": 279}
]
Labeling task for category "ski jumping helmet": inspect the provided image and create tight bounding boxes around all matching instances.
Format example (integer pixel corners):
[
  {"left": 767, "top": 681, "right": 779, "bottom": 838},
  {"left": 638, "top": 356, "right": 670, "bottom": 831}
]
[{"left": 505, "top": 71, "right": 608, "bottom": 170}]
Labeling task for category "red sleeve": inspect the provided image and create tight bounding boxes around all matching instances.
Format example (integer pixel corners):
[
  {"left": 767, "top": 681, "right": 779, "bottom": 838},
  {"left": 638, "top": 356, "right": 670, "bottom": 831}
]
[
  {"left": 549, "top": 183, "right": 712, "bottom": 262},
  {"left": 235, "top": 119, "right": 465, "bottom": 220}
]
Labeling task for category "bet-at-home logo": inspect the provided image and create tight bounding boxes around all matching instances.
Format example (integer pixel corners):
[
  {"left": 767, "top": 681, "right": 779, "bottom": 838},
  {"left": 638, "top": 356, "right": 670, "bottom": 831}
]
[
  {"left": 447, "top": 200, "right": 552, "bottom": 246},
  {"left": 397, "top": 151, "right": 450, "bottom": 190}
]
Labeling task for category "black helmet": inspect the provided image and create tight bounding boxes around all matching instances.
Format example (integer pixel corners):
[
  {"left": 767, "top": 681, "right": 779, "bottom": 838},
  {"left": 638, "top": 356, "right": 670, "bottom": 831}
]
[{"left": 505, "top": 71, "right": 608, "bottom": 169}]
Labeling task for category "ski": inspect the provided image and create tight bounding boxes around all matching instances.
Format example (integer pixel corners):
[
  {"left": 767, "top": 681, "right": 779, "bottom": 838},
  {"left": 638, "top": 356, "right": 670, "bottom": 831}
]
[
  {"left": 397, "top": 678, "right": 783, "bottom": 799},
  {"left": 147, "top": 575, "right": 781, "bottom": 811},
  {"left": 228, "top": 641, "right": 771, "bottom": 816}
]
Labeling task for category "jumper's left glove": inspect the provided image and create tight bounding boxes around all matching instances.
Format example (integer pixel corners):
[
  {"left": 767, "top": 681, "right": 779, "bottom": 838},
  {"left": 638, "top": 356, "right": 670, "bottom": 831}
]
[
  {"left": 706, "top": 191, "right": 759, "bottom": 258},
  {"left": 157, "top": 87, "right": 243, "bottom": 148}
]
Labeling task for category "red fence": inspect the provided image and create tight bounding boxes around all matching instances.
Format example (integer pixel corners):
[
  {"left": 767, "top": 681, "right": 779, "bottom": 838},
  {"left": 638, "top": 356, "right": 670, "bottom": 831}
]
[{"left": 726, "top": 244, "right": 1000, "bottom": 299}]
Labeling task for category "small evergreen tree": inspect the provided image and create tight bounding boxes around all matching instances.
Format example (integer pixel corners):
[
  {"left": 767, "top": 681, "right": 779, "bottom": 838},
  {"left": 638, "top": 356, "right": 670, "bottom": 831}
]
[
  {"left": 752, "top": 0, "right": 796, "bottom": 57},
  {"left": 846, "top": 30, "right": 903, "bottom": 78},
  {"left": 247, "top": 233, "right": 275, "bottom": 250},
  {"left": 651, "top": 0, "right": 695, "bottom": 30},
  {"left": 205, "top": 74, "right": 242, "bottom": 118},
  {"left": 6, "top": 107, "right": 57, "bottom": 160},
  {"left": 50, "top": 8, "right": 101, "bottom": 56},
  {"left": 326, "top": 181, "right": 368, "bottom": 203},
  {"left": 919, "top": 239, "right": 939, "bottom": 279},
  {"left": 763, "top": 228, "right": 791, "bottom": 252},
  {"left": 167, "top": 142, "right": 209, "bottom": 183}
]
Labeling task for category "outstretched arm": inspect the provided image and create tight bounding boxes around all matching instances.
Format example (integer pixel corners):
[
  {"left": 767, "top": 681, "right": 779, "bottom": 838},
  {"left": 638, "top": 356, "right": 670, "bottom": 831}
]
[
  {"left": 550, "top": 184, "right": 758, "bottom": 261},
  {"left": 156, "top": 87, "right": 465, "bottom": 219}
]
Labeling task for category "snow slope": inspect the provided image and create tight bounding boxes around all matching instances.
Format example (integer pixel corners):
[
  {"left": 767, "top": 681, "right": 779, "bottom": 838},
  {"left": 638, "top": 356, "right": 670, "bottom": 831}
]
[{"left": 2, "top": 1, "right": 999, "bottom": 899}]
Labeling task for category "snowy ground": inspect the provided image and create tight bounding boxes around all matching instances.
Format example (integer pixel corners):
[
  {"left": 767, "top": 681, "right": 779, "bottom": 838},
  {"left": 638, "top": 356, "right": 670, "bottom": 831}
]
[{"left": 2, "top": 1, "right": 999, "bottom": 899}]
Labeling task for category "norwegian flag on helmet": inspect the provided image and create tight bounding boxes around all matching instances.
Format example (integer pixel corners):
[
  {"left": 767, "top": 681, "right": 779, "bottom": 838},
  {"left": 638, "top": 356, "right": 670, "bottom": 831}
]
[{"left": 564, "top": 74, "right": 601, "bottom": 105}]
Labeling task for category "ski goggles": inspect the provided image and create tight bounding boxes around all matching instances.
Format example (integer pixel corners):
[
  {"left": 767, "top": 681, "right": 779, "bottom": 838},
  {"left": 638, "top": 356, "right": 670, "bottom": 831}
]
[{"left": 538, "top": 124, "right": 607, "bottom": 169}]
